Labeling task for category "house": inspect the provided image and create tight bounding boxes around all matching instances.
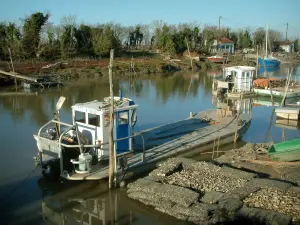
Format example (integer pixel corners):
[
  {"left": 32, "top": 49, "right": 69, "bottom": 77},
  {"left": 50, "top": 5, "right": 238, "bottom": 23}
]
[
  {"left": 278, "top": 41, "right": 295, "bottom": 53},
  {"left": 212, "top": 37, "right": 235, "bottom": 53}
]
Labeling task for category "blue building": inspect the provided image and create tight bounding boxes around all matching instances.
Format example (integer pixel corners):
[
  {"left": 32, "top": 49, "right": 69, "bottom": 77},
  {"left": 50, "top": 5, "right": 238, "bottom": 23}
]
[{"left": 212, "top": 37, "right": 235, "bottom": 53}]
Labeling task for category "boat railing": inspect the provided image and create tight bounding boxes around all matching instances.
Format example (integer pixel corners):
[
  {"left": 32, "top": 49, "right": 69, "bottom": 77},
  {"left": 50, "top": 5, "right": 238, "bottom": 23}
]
[{"left": 38, "top": 119, "right": 146, "bottom": 174}]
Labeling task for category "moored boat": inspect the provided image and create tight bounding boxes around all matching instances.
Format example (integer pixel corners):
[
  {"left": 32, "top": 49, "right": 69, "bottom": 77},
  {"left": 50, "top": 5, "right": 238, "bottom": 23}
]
[
  {"left": 207, "top": 55, "right": 225, "bottom": 63},
  {"left": 268, "top": 139, "right": 300, "bottom": 162},
  {"left": 212, "top": 66, "right": 256, "bottom": 98}
]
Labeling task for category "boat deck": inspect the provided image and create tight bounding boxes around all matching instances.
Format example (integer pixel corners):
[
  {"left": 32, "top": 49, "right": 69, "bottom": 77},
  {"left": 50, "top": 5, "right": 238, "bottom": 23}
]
[{"left": 64, "top": 109, "right": 251, "bottom": 181}]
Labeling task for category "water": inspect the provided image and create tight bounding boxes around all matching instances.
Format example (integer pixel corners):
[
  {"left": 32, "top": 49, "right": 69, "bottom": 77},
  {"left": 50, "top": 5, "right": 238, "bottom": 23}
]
[{"left": 0, "top": 65, "right": 300, "bottom": 225}]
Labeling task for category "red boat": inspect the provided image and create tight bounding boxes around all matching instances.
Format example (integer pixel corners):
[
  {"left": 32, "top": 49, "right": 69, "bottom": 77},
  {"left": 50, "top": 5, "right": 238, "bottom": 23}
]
[{"left": 207, "top": 55, "right": 225, "bottom": 63}]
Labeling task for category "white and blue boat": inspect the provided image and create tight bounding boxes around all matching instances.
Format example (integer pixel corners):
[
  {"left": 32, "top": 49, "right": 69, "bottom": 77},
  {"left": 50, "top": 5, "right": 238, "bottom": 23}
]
[{"left": 258, "top": 24, "right": 281, "bottom": 67}]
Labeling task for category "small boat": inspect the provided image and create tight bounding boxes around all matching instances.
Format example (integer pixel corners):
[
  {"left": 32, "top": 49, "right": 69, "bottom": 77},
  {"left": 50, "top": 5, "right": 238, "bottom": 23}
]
[
  {"left": 258, "top": 56, "right": 280, "bottom": 67},
  {"left": 34, "top": 95, "right": 139, "bottom": 180},
  {"left": 258, "top": 24, "right": 280, "bottom": 67},
  {"left": 269, "top": 139, "right": 300, "bottom": 162},
  {"left": 275, "top": 107, "right": 300, "bottom": 120},
  {"left": 212, "top": 66, "right": 256, "bottom": 98},
  {"left": 207, "top": 55, "right": 225, "bottom": 63}
]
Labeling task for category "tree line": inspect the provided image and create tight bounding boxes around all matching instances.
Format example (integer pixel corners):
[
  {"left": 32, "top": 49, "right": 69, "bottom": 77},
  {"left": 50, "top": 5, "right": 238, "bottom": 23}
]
[{"left": 0, "top": 12, "right": 298, "bottom": 61}]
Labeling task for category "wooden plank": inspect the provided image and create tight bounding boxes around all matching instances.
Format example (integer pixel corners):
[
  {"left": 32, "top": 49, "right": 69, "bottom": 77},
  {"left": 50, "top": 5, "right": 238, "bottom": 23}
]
[{"left": 0, "top": 70, "right": 38, "bottom": 82}]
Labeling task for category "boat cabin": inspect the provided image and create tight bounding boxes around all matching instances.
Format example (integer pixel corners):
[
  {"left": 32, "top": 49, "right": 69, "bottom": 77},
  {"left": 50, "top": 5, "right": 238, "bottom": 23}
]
[
  {"left": 212, "top": 66, "right": 255, "bottom": 97},
  {"left": 72, "top": 97, "right": 138, "bottom": 158}
]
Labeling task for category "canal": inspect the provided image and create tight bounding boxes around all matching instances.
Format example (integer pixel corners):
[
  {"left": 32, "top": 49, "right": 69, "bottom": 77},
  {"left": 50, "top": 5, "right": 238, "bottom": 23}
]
[{"left": 0, "top": 65, "right": 300, "bottom": 225}]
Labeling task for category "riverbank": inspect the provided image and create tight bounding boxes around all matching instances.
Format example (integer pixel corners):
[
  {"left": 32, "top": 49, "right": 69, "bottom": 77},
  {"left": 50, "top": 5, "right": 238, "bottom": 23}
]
[
  {"left": 127, "top": 143, "right": 300, "bottom": 225},
  {"left": 0, "top": 54, "right": 220, "bottom": 87}
]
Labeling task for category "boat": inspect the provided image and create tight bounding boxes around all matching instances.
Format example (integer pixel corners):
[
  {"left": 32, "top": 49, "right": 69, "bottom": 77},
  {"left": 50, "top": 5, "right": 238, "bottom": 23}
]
[
  {"left": 23, "top": 77, "right": 63, "bottom": 89},
  {"left": 34, "top": 95, "right": 139, "bottom": 181},
  {"left": 207, "top": 55, "right": 225, "bottom": 63},
  {"left": 269, "top": 139, "right": 300, "bottom": 162},
  {"left": 275, "top": 107, "right": 300, "bottom": 120},
  {"left": 33, "top": 94, "right": 252, "bottom": 181},
  {"left": 258, "top": 25, "right": 280, "bottom": 67},
  {"left": 212, "top": 66, "right": 256, "bottom": 98}
]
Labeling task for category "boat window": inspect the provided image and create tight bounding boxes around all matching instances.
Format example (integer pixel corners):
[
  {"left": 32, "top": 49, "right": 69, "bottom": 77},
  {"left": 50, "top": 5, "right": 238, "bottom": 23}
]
[
  {"left": 75, "top": 111, "right": 86, "bottom": 123},
  {"left": 88, "top": 113, "right": 100, "bottom": 127},
  {"left": 242, "top": 72, "right": 245, "bottom": 78},
  {"left": 246, "top": 72, "right": 250, "bottom": 77},
  {"left": 118, "top": 111, "right": 128, "bottom": 125}
]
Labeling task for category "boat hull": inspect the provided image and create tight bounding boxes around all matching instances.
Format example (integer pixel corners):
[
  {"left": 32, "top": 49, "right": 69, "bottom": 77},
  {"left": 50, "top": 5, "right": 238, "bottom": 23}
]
[
  {"left": 269, "top": 139, "right": 300, "bottom": 161},
  {"left": 207, "top": 57, "right": 225, "bottom": 63},
  {"left": 258, "top": 58, "right": 280, "bottom": 67}
]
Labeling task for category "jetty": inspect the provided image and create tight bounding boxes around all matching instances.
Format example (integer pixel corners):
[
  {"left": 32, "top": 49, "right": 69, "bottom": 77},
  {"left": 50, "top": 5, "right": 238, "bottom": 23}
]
[{"left": 127, "top": 143, "right": 300, "bottom": 225}]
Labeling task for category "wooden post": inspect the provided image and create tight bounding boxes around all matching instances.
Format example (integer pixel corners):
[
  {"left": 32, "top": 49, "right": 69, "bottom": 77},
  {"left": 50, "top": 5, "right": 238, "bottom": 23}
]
[
  {"left": 264, "top": 59, "right": 274, "bottom": 107},
  {"left": 108, "top": 49, "right": 115, "bottom": 189},
  {"left": 281, "top": 68, "right": 293, "bottom": 107},
  {"left": 8, "top": 47, "right": 17, "bottom": 88},
  {"left": 185, "top": 37, "right": 193, "bottom": 71},
  {"left": 234, "top": 108, "right": 240, "bottom": 143}
]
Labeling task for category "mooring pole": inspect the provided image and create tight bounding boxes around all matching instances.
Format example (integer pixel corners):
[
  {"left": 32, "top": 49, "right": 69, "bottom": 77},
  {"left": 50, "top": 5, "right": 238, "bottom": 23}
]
[
  {"left": 108, "top": 49, "right": 115, "bottom": 189},
  {"left": 8, "top": 47, "right": 17, "bottom": 88}
]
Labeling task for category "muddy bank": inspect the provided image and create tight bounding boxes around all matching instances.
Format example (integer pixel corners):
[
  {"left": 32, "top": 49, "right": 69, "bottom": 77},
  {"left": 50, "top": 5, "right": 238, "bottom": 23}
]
[
  {"left": 127, "top": 144, "right": 300, "bottom": 225},
  {"left": 0, "top": 58, "right": 219, "bottom": 87}
]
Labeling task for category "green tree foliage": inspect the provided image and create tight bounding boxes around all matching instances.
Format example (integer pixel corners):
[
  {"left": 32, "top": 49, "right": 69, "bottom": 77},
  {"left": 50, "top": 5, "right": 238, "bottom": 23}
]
[
  {"left": 22, "top": 12, "right": 49, "bottom": 58},
  {"left": 128, "top": 25, "right": 143, "bottom": 48},
  {"left": 60, "top": 25, "right": 77, "bottom": 58},
  {"left": 238, "top": 30, "right": 252, "bottom": 49},
  {"left": 0, "top": 23, "right": 21, "bottom": 60},
  {"left": 91, "top": 25, "right": 120, "bottom": 56},
  {"left": 75, "top": 24, "right": 93, "bottom": 56},
  {"left": 253, "top": 27, "right": 265, "bottom": 47},
  {"left": 294, "top": 39, "right": 299, "bottom": 52}
]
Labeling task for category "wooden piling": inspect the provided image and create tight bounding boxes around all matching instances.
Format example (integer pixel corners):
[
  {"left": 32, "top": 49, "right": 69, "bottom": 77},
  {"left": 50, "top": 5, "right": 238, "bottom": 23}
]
[{"left": 108, "top": 49, "right": 116, "bottom": 189}]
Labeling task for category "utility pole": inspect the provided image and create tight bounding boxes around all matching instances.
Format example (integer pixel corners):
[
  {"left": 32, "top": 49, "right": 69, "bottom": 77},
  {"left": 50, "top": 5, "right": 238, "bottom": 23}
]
[
  {"left": 285, "top": 23, "right": 288, "bottom": 40},
  {"left": 108, "top": 49, "right": 115, "bottom": 189},
  {"left": 218, "top": 16, "right": 222, "bottom": 30}
]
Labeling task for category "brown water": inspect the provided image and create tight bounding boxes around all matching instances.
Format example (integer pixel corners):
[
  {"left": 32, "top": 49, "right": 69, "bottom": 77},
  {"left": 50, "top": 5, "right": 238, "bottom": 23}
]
[{"left": 0, "top": 67, "right": 300, "bottom": 225}]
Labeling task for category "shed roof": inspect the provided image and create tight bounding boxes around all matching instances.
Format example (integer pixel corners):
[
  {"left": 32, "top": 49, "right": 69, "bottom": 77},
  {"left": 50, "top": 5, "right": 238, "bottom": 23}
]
[{"left": 218, "top": 37, "right": 234, "bottom": 44}]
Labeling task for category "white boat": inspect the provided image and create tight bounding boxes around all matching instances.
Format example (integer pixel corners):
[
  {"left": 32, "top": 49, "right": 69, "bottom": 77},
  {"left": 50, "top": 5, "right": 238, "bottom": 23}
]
[
  {"left": 34, "top": 96, "right": 139, "bottom": 180},
  {"left": 275, "top": 107, "right": 300, "bottom": 120},
  {"left": 212, "top": 66, "right": 256, "bottom": 98}
]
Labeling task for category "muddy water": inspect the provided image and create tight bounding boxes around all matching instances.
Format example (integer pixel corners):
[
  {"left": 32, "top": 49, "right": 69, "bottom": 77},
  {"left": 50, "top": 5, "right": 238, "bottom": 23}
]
[{"left": 0, "top": 66, "right": 299, "bottom": 225}]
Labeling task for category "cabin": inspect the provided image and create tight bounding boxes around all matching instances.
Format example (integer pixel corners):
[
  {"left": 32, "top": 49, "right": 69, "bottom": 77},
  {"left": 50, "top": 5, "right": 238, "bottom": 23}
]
[
  {"left": 212, "top": 37, "right": 235, "bottom": 54},
  {"left": 212, "top": 66, "right": 256, "bottom": 97}
]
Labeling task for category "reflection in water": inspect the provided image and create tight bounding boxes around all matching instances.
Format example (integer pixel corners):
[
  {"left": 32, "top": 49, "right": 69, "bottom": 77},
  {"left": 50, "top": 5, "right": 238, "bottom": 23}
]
[
  {"left": 1, "top": 67, "right": 300, "bottom": 224},
  {"left": 38, "top": 179, "right": 182, "bottom": 225}
]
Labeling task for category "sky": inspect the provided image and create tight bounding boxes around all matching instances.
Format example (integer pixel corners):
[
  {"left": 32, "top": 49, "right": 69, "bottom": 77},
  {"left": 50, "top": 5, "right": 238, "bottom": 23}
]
[{"left": 0, "top": 0, "right": 299, "bottom": 38}]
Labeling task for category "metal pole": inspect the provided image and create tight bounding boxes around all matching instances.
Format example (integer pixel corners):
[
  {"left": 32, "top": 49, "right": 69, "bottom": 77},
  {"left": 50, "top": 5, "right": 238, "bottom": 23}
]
[
  {"left": 286, "top": 23, "right": 288, "bottom": 41},
  {"left": 219, "top": 16, "right": 222, "bottom": 30},
  {"left": 108, "top": 49, "right": 115, "bottom": 189}
]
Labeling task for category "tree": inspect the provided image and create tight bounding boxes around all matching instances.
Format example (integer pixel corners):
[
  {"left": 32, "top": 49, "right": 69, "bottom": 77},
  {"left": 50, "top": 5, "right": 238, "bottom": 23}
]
[
  {"left": 21, "top": 12, "right": 50, "bottom": 58},
  {"left": 253, "top": 27, "right": 265, "bottom": 47},
  {"left": 294, "top": 39, "right": 299, "bottom": 52},
  {"left": 92, "top": 25, "right": 120, "bottom": 56},
  {"left": 60, "top": 25, "right": 77, "bottom": 58},
  {"left": 75, "top": 24, "right": 93, "bottom": 56},
  {"left": 0, "top": 22, "right": 21, "bottom": 60}
]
